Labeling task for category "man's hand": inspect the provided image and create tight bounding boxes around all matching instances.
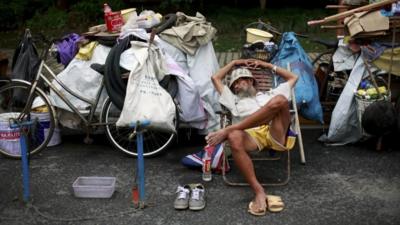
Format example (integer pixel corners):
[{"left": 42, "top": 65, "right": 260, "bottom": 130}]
[
  {"left": 247, "top": 59, "right": 272, "bottom": 70},
  {"left": 205, "top": 128, "right": 230, "bottom": 146},
  {"left": 232, "top": 59, "right": 258, "bottom": 68}
]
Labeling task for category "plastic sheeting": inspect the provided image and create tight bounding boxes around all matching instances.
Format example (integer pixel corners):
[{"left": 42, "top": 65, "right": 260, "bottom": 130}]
[
  {"left": 187, "top": 42, "right": 221, "bottom": 132},
  {"left": 49, "top": 44, "right": 110, "bottom": 113},
  {"left": 373, "top": 47, "right": 400, "bottom": 76},
  {"left": 271, "top": 32, "right": 323, "bottom": 123},
  {"left": 116, "top": 41, "right": 176, "bottom": 132},
  {"left": 319, "top": 55, "right": 365, "bottom": 145},
  {"left": 333, "top": 39, "right": 358, "bottom": 72},
  {"left": 120, "top": 30, "right": 209, "bottom": 130}
]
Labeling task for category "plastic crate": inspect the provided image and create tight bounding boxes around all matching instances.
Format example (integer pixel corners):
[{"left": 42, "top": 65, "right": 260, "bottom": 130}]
[{"left": 72, "top": 177, "right": 116, "bottom": 198}]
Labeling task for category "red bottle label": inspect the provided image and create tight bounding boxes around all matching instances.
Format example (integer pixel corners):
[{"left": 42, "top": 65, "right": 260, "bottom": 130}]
[
  {"left": 105, "top": 11, "right": 123, "bottom": 33},
  {"left": 203, "top": 159, "right": 211, "bottom": 173}
]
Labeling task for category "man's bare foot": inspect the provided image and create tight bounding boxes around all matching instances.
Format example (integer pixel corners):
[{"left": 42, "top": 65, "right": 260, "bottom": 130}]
[
  {"left": 248, "top": 192, "right": 267, "bottom": 216},
  {"left": 254, "top": 193, "right": 267, "bottom": 211},
  {"left": 205, "top": 129, "right": 229, "bottom": 146}
]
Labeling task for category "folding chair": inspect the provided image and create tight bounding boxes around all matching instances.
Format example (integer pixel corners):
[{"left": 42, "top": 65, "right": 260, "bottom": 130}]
[{"left": 221, "top": 66, "right": 305, "bottom": 187}]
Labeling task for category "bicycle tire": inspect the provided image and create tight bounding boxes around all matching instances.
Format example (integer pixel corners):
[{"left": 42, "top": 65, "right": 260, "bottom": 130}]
[
  {"left": 0, "top": 81, "right": 55, "bottom": 158},
  {"left": 311, "top": 49, "right": 334, "bottom": 68},
  {"left": 100, "top": 97, "right": 177, "bottom": 157}
]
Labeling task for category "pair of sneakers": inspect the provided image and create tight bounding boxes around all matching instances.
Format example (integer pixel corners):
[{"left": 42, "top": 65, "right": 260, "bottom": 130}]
[{"left": 174, "top": 183, "right": 205, "bottom": 211}]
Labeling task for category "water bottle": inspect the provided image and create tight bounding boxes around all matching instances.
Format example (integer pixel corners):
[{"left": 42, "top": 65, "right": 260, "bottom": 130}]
[
  {"left": 202, "top": 146, "right": 212, "bottom": 181},
  {"left": 103, "top": 3, "right": 112, "bottom": 14},
  {"left": 103, "top": 3, "right": 112, "bottom": 32}
]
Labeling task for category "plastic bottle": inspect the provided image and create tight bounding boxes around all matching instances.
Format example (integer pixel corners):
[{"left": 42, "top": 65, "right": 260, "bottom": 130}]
[
  {"left": 103, "top": 3, "right": 112, "bottom": 32},
  {"left": 202, "top": 146, "right": 212, "bottom": 182},
  {"left": 103, "top": 3, "right": 112, "bottom": 14}
]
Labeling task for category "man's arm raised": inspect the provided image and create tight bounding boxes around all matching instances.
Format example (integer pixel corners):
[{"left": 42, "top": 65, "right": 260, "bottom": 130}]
[
  {"left": 211, "top": 59, "right": 251, "bottom": 94},
  {"left": 248, "top": 60, "right": 298, "bottom": 89}
]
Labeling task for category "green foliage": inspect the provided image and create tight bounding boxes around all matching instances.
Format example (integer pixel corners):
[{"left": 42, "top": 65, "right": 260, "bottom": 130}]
[
  {"left": 206, "top": 7, "right": 335, "bottom": 52},
  {"left": 71, "top": 0, "right": 127, "bottom": 25},
  {"left": 0, "top": 1, "right": 337, "bottom": 52},
  {"left": 159, "top": 0, "right": 194, "bottom": 12},
  {"left": 27, "top": 7, "right": 68, "bottom": 30},
  {"left": 0, "top": 0, "right": 28, "bottom": 29}
]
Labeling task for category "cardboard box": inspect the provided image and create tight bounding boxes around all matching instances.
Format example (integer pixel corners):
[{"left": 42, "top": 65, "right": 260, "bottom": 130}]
[{"left": 344, "top": 10, "right": 389, "bottom": 37}]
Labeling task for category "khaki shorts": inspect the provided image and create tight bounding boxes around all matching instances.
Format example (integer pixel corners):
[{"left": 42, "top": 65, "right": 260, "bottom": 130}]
[{"left": 245, "top": 125, "right": 296, "bottom": 151}]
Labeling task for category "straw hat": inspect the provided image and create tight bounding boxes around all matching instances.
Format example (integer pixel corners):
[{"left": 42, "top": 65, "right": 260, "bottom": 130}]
[{"left": 229, "top": 68, "right": 254, "bottom": 88}]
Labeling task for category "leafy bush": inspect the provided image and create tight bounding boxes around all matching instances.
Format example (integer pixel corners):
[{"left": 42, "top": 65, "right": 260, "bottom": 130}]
[
  {"left": 27, "top": 7, "right": 68, "bottom": 30},
  {"left": 0, "top": 0, "right": 28, "bottom": 30},
  {"left": 70, "top": 0, "right": 127, "bottom": 25}
]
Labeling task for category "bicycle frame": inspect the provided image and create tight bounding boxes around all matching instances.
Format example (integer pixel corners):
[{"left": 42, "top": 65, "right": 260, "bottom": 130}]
[{"left": 17, "top": 51, "right": 107, "bottom": 129}]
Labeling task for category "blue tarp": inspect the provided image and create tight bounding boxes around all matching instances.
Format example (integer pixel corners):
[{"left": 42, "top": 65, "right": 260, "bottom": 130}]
[{"left": 271, "top": 32, "right": 324, "bottom": 123}]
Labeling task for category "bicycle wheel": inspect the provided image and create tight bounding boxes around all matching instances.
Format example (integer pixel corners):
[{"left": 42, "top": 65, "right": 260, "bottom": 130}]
[
  {"left": 101, "top": 97, "right": 177, "bottom": 157},
  {"left": 0, "top": 81, "right": 55, "bottom": 158},
  {"left": 312, "top": 49, "right": 333, "bottom": 69}
]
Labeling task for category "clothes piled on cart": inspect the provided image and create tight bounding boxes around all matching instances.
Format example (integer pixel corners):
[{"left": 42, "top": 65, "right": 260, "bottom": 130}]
[
  {"left": 49, "top": 40, "right": 110, "bottom": 128},
  {"left": 311, "top": 0, "right": 400, "bottom": 145},
  {"left": 49, "top": 10, "right": 221, "bottom": 133}
]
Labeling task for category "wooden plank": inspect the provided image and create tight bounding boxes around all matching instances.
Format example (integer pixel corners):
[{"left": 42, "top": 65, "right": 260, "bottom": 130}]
[
  {"left": 216, "top": 52, "right": 321, "bottom": 67},
  {"left": 308, "top": 0, "right": 398, "bottom": 26},
  {"left": 226, "top": 52, "right": 233, "bottom": 65},
  {"left": 217, "top": 52, "right": 225, "bottom": 67},
  {"left": 232, "top": 52, "right": 240, "bottom": 61}
]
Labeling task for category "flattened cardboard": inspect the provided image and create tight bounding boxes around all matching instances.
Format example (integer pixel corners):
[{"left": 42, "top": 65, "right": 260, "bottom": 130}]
[{"left": 344, "top": 10, "right": 389, "bottom": 36}]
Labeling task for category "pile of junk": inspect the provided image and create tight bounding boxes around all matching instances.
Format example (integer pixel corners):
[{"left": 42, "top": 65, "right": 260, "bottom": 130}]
[
  {"left": 308, "top": 0, "right": 400, "bottom": 149},
  {"left": 50, "top": 5, "right": 222, "bottom": 135}
]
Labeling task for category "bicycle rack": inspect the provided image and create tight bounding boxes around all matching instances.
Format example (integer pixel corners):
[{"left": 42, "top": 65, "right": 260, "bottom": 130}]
[
  {"left": 10, "top": 120, "right": 34, "bottom": 203},
  {"left": 129, "top": 120, "right": 151, "bottom": 209}
]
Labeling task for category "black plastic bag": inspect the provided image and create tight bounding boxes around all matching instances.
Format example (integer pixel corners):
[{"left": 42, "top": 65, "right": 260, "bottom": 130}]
[
  {"left": 11, "top": 29, "right": 41, "bottom": 105},
  {"left": 362, "top": 100, "right": 397, "bottom": 136}
]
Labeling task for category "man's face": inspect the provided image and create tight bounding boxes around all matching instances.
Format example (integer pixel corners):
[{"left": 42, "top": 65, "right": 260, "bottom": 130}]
[{"left": 232, "top": 78, "right": 256, "bottom": 98}]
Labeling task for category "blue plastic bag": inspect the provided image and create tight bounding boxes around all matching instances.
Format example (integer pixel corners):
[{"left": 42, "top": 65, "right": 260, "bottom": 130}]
[{"left": 271, "top": 32, "right": 323, "bottom": 123}]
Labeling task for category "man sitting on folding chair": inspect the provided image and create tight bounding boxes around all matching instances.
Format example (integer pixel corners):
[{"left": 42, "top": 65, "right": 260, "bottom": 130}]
[{"left": 206, "top": 58, "right": 298, "bottom": 216}]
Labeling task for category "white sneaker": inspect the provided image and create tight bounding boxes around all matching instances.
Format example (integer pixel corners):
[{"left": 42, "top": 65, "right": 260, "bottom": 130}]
[
  {"left": 189, "top": 184, "right": 205, "bottom": 211},
  {"left": 174, "top": 185, "right": 191, "bottom": 210}
]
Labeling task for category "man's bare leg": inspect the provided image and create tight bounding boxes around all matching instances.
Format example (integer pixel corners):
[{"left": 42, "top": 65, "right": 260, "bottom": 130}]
[
  {"left": 269, "top": 98, "right": 291, "bottom": 145},
  {"left": 206, "top": 95, "right": 289, "bottom": 146},
  {"left": 227, "top": 130, "right": 266, "bottom": 211}
]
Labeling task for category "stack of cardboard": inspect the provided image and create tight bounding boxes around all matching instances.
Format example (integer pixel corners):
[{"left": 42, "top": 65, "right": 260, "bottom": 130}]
[{"left": 344, "top": 10, "right": 390, "bottom": 37}]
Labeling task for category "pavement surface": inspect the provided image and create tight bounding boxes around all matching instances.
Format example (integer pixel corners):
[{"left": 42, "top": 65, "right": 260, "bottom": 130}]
[{"left": 0, "top": 129, "right": 400, "bottom": 225}]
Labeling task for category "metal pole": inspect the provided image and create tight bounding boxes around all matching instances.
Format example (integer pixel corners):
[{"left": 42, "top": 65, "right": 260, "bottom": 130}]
[
  {"left": 137, "top": 131, "right": 145, "bottom": 208},
  {"left": 20, "top": 133, "right": 30, "bottom": 203},
  {"left": 11, "top": 120, "right": 33, "bottom": 203},
  {"left": 129, "top": 119, "right": 150, "bottom": 209}
]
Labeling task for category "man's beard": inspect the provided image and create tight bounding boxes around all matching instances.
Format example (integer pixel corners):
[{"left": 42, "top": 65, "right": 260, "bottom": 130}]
[{"left": 237, "top": 85, "right": 257, "bottom": 98}]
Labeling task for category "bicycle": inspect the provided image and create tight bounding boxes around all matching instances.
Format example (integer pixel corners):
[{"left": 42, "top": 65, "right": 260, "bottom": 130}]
[{"left": 0, "top": 29, "right": 177, "bottom": 158}]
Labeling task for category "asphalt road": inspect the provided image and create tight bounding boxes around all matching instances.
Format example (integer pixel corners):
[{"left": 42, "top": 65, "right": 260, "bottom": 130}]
[{"left": 1, "top": 129, "right": 400, "bottom": 225}]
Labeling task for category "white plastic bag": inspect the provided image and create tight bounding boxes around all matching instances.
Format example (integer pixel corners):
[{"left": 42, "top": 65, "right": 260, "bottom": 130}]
[
  {"left": 116, "top": 41, "right": 176, "bottom": 133},
  {"left": 137, "top": 10, "right": 162, "bottom": 29}
]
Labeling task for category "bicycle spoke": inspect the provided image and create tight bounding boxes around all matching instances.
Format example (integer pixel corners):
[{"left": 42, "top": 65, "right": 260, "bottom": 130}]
[
  {"left": 102, "top": 98, "right": 176, "bottom": 157},
  {"left": 0, "top": 82, "right": 55, "bottom": 158}
]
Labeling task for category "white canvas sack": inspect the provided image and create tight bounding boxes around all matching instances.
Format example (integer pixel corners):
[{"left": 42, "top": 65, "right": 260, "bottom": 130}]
[{"left": 116, "top": 41, "right": 176, "bottom": 133}]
